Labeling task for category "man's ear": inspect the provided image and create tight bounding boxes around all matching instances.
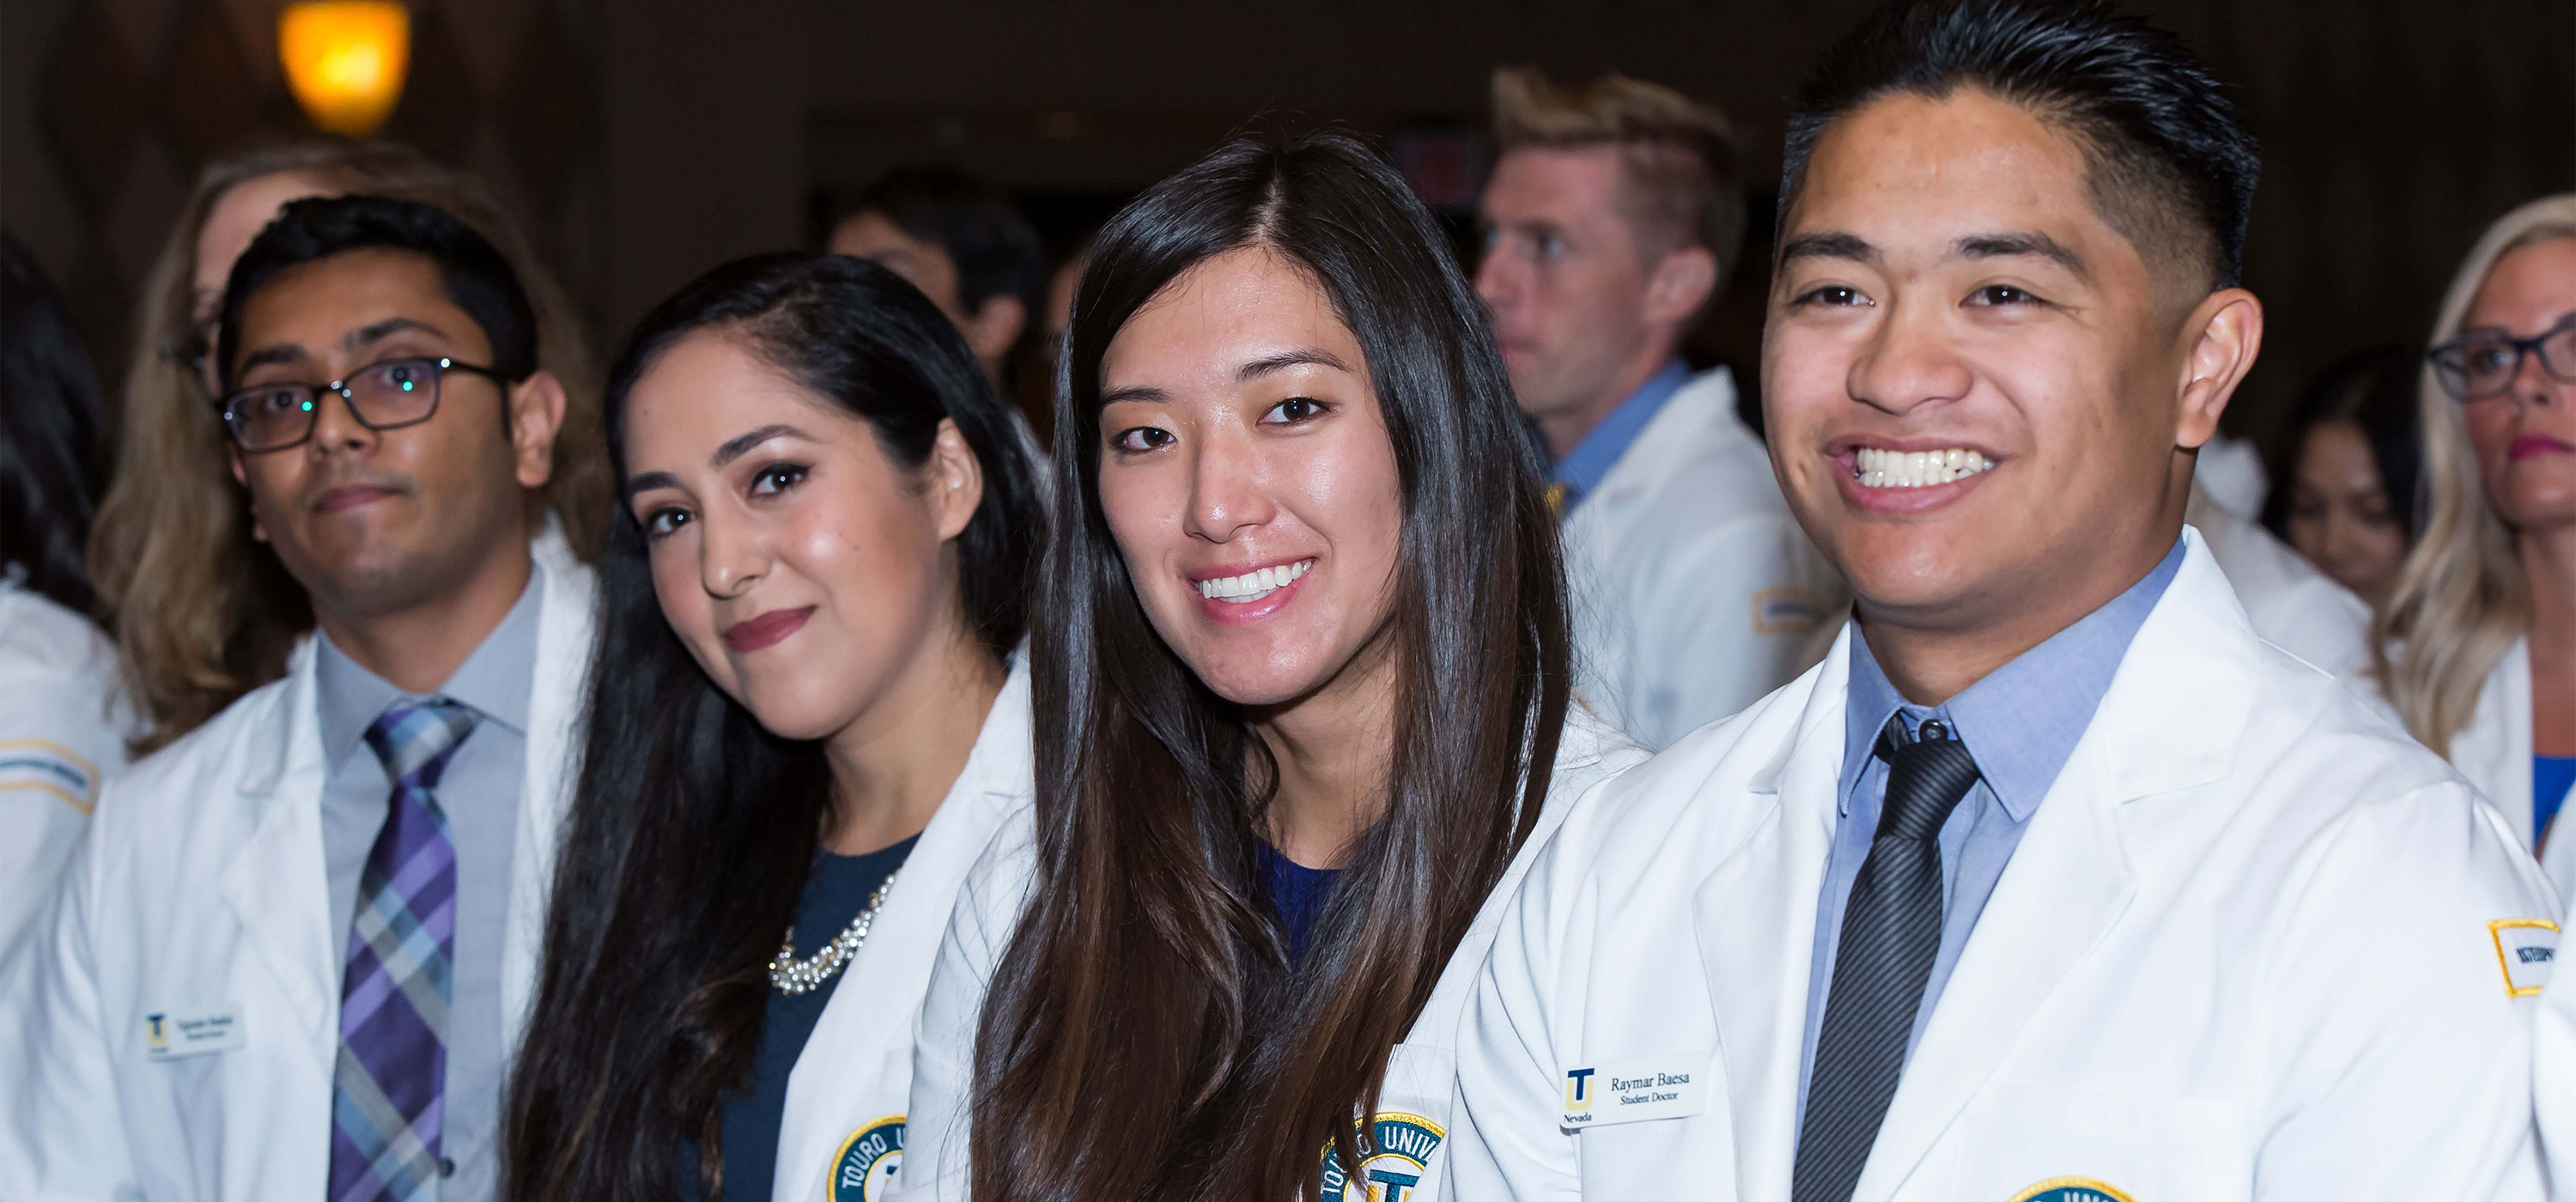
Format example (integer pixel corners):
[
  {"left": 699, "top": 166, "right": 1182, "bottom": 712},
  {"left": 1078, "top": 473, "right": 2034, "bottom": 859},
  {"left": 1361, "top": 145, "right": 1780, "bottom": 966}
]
[
  {"left": 963, "top": 294, "right": 1029, "bottom": 368},
  {"left": 927, "top": 417, "right": 985, "bottom": 541},
  {"left": 227, "top": 449, "right": 270, "bottom": 543},
  {"left": 507, "top": 370, "right": 569, "bottom": 490},
  {"left": 2172, "top": 288, "right": 2263, "bottom": 451},
  {"left": 1643, "top": 245, "right": 1719, "bottom": 330}
]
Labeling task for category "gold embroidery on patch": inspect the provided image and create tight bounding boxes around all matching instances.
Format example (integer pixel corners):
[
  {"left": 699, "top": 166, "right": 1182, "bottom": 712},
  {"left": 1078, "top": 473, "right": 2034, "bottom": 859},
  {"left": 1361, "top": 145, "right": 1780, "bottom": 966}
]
[
  {"left": 2007, "top": 1177, "right": 2136, "bottom": 1202},
  {"left": 2490, "top": 918, "right": 2561, "bottom": 998}
]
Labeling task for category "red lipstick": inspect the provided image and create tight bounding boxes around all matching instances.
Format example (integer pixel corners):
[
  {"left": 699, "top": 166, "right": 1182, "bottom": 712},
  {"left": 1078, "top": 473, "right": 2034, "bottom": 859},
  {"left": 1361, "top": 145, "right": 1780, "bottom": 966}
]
[
  {"left": 2510, "top": 434, "right": 2576, "bottom": 461},
  {"left": 721, "top": 605, "right": 814, "bottom": 653}
]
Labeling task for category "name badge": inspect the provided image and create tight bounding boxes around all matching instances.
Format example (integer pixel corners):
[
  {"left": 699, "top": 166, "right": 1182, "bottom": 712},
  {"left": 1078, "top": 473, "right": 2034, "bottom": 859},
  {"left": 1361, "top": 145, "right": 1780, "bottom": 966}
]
[
  {"left": 143, "top": 1005, "right": 245, "bottom": 1061},
  {"left": 1559, "top": 1053, "right": 1712, "bottom": 1129}
]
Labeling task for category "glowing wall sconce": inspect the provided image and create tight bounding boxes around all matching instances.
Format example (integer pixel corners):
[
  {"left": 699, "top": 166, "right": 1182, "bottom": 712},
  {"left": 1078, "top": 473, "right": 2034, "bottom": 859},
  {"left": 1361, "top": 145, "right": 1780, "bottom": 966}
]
[{"left": 278, "top": 2, "right": 412, "bottom": 138}]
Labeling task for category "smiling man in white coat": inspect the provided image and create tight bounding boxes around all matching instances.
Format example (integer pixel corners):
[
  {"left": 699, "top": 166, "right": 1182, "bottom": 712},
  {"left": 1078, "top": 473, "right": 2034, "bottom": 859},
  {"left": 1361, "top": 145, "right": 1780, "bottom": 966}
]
[
  {"left": 1450, "top": 4, "right": 2558, "bottom": 1201},
  {"left": 1478, "top": 67, "right": 1845, "bottom": 750},
  {"left": 0, "top": 195, "right": 596, "bottom": 1202}
]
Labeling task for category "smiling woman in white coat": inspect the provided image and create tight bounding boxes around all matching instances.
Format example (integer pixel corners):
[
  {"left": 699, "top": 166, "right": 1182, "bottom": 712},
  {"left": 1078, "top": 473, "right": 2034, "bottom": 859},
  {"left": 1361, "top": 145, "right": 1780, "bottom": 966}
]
[
  {"left": 501, "top": 253, "right": 1043, "bottom": 1202},
  {"left": 892, "top": 133, "right": 1645, "bottom": 1202},
  {"left": 2374, "top": 193, "right": 2576, "bottom": 902},
  {"left": 1450, "top": 6, "right": 2557, "bottom": 1201}
]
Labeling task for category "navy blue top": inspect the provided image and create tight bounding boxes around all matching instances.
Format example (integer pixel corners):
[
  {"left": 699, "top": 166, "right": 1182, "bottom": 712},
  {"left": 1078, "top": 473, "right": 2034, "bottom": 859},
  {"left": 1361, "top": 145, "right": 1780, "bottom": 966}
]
[
  {"left": 679, "top": 835, "right": 918, "bottom": 1201},
  {"left": 2537, "top": 756, "right": 2576, "bottom": 847},
  {"left": 1259, "top": 841, "right": 1340, "bottom": 962}
]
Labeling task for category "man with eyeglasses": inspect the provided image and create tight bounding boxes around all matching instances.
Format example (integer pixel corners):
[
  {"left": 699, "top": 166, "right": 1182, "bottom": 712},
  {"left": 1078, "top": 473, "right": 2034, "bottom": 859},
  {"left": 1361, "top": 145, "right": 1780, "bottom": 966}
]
[{"left": 1, "top": 194, "right": 598, "bottom": 1202}]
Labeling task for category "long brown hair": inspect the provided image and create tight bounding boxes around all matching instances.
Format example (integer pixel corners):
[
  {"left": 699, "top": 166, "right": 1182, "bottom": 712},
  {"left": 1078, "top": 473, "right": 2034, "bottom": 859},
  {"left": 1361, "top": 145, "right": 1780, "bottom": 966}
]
[
  {"left": 972, "top": 131, "right": 1571, "bottom": 1202},
  {"left": 86, "top": 137, "right": 609, "bottom": 751}
]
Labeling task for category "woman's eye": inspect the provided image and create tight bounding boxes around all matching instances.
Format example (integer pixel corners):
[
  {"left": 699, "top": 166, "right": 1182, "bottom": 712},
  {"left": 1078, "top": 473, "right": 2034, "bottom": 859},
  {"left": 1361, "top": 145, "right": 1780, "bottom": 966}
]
[
  {"left": 642, "top": 507, "right": 691, "bottom": 537},
  {"left": 1262, "top": 396, "right": 1327, "bottom": 424},
  {"left": 1968, "top": 284, "right": 2041, "bottom": 307},
  {"left": 1792, "top": 284, "right": 1868, "bottom": 307},
  {"left": 750, "top": 463, "right": 807, "bottom": 496},
  {"left": 1110, "top": 427, "right": 1175, "bottom": 453}
]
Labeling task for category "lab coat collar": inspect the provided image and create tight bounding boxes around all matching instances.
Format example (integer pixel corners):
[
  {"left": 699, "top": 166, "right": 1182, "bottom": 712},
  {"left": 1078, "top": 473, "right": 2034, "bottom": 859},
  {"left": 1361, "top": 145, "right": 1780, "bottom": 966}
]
[{"left": 1715, "top": 530, "right": 2257, "bottom": 1202}]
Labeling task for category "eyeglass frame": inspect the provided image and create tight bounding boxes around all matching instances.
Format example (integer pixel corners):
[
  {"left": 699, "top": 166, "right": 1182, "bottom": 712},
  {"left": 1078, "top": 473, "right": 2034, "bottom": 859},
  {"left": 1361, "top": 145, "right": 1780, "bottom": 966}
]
[
  {"left": 2426, "top": 312, "right": 2576, "bottom": 403},
  {"left": 210, "top": 355, "right": 511, "bottom": 452}
]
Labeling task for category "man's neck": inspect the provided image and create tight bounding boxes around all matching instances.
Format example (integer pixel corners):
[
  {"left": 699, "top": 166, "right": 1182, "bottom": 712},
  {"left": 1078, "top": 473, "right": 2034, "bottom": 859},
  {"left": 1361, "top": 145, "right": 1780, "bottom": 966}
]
[
  {"left": 1536, "top": 346, "right": 1677, "bottom": 461},
  {"left": 315, "top": 533, "right": 534, "bottom": 695},
  {"left": 1860, "top": 531, "right": 2178, "bottom": 707}
]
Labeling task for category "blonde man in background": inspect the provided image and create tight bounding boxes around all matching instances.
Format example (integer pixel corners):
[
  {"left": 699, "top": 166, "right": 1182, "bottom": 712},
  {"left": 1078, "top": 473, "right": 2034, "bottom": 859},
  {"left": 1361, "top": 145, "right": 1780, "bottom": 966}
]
[
  {"left": 1477, "top": 67, "right": 1844, "bottom": 749},
  {"left": 2376, "top": 192, "right": 2576, "bottom": 900},
  {"left": 88, "top": 139, "right": 609, "bottom": 752}
]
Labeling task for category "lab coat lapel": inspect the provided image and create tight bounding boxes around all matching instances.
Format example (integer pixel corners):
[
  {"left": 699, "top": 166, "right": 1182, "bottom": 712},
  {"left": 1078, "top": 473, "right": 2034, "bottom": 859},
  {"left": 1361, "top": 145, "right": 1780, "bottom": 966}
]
[
  {"left": 769, "top": 664, "right": 1034, "bottom": 1202},
  {"left": 217, "top": 640, "right": 338, "bottom": 1069},
  {"left": 1565, "top": 368, "right": 1737, "bottom": 569},
  {"left": 501, "top": 530, "right": 595, "bottom": 1041},
  {"left": 1697, "top": 626, "right": 1850, "bottom": 1201},
  {"left": 1851, "top": 532, "right": 2252, "bottom": 1202},
  {"left": 2452, "top": 636, "right": 2531, "bottom": 849}
]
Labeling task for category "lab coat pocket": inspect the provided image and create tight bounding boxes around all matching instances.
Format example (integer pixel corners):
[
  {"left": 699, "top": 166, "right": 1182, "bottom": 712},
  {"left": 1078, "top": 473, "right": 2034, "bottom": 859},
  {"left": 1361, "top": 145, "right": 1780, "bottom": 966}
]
[
  {"left": 1950, "top": 1084, "right": 2250, "bottom": 1202},
  {"left": 1322, "top": 1042, "right": 1455, "bottom": 1202}
]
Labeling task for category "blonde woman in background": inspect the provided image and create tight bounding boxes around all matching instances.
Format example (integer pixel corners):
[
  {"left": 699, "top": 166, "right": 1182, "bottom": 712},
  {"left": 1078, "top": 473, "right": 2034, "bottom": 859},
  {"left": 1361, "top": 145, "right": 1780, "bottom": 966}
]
[
  {"left": 2376, "top": 192, "right": 2576, "bottom": 901},
  {"left": 88, "top": 138, "right": 610, "bottom": 752}
]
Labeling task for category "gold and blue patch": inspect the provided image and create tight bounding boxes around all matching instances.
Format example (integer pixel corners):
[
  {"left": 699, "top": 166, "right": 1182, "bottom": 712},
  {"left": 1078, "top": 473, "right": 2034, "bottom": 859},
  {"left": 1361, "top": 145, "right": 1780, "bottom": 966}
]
[
  {"left": 1320, "top": 1111, "right": 1446, "bottom": 1202},
  {"left": 828, "top": 1114, "right": 903, "bottom": 1202},
  {"left": 0, "top": 738, "right": 100, "bottom": 814},
  {"left": 2008, "top": 1178, "right": 2133, "bottom": 1202}
]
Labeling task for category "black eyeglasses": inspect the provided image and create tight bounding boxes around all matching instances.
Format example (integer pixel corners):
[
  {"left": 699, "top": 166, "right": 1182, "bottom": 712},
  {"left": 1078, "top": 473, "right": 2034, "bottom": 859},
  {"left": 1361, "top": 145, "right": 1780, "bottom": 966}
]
[
  {"left": 214, "top": 356, "right": 506, "bottom": 452},
  {"left": 2427, "top": 313, "right": 2576, "bottom": 403}
]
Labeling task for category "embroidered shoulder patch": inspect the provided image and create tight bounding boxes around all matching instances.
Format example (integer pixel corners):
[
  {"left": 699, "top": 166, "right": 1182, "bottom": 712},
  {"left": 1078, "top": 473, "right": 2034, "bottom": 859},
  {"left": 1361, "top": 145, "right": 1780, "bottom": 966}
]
[
  {"left": 2491, "top": 919, "right": 2560, "bottom": 998},
  {"left": 2008, "top": 1178, "right": 2134, "bottom": 1202}
]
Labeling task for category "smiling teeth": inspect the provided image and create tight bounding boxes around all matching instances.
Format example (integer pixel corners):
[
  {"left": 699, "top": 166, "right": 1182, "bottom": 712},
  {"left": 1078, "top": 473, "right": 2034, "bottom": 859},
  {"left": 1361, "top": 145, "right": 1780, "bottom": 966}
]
[
  {"left": 1198, "top": 559, "right": 1315, "bottom": 602},
  {"left": 1853, "top": 446, "right": 1994, "bottom": 489}
]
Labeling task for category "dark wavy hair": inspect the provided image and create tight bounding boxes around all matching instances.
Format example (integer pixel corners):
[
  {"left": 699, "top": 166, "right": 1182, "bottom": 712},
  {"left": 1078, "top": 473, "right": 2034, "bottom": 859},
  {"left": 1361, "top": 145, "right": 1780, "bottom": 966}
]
[
  {"left": 971, "top": 131, "right": 1572, "bottom": 1201},
  {"left": 503, "top": 253, "right": 1042, "bottom": 1201},
  {"left": 0, "top": 233, "right": 110, "bottom": 618}
]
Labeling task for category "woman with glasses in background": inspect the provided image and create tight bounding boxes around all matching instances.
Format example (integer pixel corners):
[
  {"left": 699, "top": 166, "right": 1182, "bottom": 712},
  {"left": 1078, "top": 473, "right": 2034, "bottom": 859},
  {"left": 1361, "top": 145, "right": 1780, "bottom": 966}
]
[{"left": 2376, "top": 193, "right": 2576, "bottom": 901}]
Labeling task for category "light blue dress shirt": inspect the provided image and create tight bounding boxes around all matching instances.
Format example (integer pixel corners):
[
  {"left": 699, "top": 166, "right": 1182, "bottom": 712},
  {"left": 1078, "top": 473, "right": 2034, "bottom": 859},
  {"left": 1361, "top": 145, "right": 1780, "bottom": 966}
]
[
  {"left": 315, "top": 573, "right": 541, "bottom": 1202},
  {"left": 1549, "top": 358, "right": 1690, "bottom": 510},
  {"left": 1791, "top": 537, "right": 2184, "bottom": 1132}
]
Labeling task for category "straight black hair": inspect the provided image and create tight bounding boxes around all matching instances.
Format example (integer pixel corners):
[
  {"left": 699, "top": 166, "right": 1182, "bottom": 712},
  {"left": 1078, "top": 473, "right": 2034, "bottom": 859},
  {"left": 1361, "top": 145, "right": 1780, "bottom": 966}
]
[
  {"left": 0, "top": 232, "right": 110, "bottom": 618},
  {"left": 504, "top": 252, "right": 1042, "bottom": 1201},
  {"left": 1783, "top": 0, "right": 2259, "bottom": 291},
  {"left": 845, "top": 167, "right": 1048, "bottom": 320},
  {"left": 218, "top": 193, "right": 539, "bottom": 388},
  {"left": 973, "top": 131, "right": 1572, "bottom": 1201},
  {"left": 2264, "top": 343, "right": 2426, "bottom": 541}
]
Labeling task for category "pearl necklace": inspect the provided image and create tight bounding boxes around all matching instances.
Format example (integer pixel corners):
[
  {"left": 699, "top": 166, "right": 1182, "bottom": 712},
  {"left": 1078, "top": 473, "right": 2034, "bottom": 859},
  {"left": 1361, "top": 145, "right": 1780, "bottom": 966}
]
[{"left": 768, "top": 869, "right": 899, "bottom": 995}]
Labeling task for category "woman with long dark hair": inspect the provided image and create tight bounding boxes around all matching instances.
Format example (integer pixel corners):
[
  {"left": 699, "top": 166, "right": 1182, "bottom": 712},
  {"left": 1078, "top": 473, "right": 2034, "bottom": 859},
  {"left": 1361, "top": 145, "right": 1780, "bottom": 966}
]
[
  {"left": 0, "top": 232, "right": 133, "bottom": 962},
  {"left": 503, "top": 253, "right": 1042, "bottom": 1202},
  {"left": 896, "top": 132, "right": 1646, "bottom": 1202}
]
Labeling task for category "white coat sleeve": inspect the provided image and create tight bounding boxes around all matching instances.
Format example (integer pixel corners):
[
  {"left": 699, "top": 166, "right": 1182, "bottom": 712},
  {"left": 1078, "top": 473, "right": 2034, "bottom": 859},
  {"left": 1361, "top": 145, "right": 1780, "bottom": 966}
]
[
  {"left": 2256, "top": 784, "right": 2554, "bottom": 1201},
  {"left": 1620, "top": 514, "right": 1838, "bottom": 750},
  {"left": 2535, "top": 960, "right": 2576, "bottom": 1201},
  {"left": 0, "top": 802, "right": 144, "bottom": 1200},
  {"left": 0, "top": 658, "right": 125, "bottom": 965},
  {"left": 888, "top": 842, "right": 1030, "bottom": 1202},
  {"left": 1449, "top": 838, "right": 1588, "bottom": 1202}
]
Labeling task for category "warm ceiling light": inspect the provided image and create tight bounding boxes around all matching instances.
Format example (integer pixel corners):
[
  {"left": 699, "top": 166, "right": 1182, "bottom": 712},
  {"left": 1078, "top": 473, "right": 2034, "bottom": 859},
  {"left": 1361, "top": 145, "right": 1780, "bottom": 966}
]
[{"left": 278, "top": 2, "right": 411, "bottom": 138}]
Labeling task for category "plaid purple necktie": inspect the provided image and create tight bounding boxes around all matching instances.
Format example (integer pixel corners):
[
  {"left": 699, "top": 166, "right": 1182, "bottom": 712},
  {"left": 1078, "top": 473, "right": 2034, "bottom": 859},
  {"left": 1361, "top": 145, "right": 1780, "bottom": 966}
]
[{"left": 326, "top": 697, "right": 478, "bottom": 1202}]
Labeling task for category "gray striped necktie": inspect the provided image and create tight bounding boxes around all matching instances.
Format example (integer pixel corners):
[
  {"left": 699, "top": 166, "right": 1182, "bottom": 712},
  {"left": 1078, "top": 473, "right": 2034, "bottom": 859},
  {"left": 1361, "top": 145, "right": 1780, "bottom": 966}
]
[{"left": 1791, "top": 715, "right": 1981, "bottom": 1202}]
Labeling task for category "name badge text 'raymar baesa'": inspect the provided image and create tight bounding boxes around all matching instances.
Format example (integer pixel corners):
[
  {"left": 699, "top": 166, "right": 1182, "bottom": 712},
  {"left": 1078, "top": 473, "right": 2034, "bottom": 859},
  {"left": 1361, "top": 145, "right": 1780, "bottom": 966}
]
[
  {"left": 1559, "top": 1053, "right": 1713, "bottom": 1128},
  {"left": 143, "top": 1004, "right": 246, "bottom": 1061}
]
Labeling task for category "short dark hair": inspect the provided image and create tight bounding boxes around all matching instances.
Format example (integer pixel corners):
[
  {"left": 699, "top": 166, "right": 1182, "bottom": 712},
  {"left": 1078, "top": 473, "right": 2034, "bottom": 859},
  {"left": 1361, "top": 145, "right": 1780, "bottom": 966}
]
[
  {"left": 218, "top": 194, "right": 540, "bottom": 389},
  {"left": 1, "top": 232, "right": 110, "bottom": 618},
  {"left": 840, "top": 167, "right": 1046, "bottom": 318},
  {"left": 1783, "top": 0, "right": 2259, "bottom": 292}
]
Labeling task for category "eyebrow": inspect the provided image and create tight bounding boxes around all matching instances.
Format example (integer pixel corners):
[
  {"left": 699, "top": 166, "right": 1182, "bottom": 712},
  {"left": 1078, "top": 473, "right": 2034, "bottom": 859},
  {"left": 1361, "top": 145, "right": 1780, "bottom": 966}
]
[
  {"left": 1238, "top": 348, "right": 1353, "bottom": 381},
  {"left": 1777, "top": 231, "right": 1881, "bottom": 267},
  {"left": 622, "top": 423, "right": 817, "bottom": 500},
  {"left": 344, "top": 316, "right": 447, "bottom": 350},
  {"left": 1100, "top": 384, "right": 1169, "bottom": 406},
  {"left": 1953, "top": 230, "right": 2090, "bottom": 280}
]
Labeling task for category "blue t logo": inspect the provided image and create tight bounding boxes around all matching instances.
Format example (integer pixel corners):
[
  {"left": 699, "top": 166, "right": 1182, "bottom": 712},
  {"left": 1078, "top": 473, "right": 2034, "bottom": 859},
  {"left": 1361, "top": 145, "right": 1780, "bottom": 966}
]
[{"left": 1564, "top": 1066, "right": 1596, "bottom": 1107}]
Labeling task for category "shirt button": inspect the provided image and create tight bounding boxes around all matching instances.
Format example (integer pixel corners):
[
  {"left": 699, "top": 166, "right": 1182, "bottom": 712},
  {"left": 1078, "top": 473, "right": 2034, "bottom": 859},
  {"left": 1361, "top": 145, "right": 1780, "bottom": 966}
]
[
  {"left": 438, "top": 1158, "right": 456, "bottom": 1178},
  {"left": 1917, "top": 719, "right": 1947, "bottom": 742}
]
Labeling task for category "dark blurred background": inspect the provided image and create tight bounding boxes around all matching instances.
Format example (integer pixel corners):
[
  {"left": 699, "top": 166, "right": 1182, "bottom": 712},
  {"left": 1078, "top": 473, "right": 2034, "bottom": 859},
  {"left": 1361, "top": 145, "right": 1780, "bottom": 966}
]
[{"left": 6, "top": 0, "right": 2571, "bottom": 452}]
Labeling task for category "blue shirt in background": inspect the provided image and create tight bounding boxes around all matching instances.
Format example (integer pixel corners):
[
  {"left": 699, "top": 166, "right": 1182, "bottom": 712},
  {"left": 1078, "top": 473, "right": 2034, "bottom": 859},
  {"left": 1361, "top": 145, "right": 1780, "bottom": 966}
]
[
  {"left": 2537, "top": 756, "right": 2576, "bottom": 848},
  {"left": 1549, "top": 358, "right": 1690, "bottom": 512},
  {"left": 1793, "top": 537, "right": 2185, "bottom": 1134}
]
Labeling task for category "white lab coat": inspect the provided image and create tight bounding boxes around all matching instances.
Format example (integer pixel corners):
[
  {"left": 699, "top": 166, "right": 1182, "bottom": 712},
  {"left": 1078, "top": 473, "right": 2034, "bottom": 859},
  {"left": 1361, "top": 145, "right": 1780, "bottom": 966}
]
[
  {"left": 1560, "top": 367, "right": 1845, "bottom": 749},
  {"left": 889, "top": 707, "right": 1649, "bottom": 1201},
  {"left": 2185, "top": 483, "right": 2375, "bottom": 686},
  {"left": 764, "top": 662, "right": 1033, "bottom": 1202},
  {"left": 2444, "top": 639, "right": 2576, "bottom": 905},
  {"left": 0, "top": 533, "right": 594, "bottom": 1202},
  {"left": 1453, "top": 531, "right": 2555, "bottom": 1202},
  {"left": 0, "top": 578, "right": 132, "bottom": 968}
]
